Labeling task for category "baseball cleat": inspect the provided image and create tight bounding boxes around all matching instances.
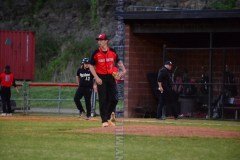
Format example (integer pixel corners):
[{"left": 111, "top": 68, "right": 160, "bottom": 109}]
[
  {"left": 110, "top": 112, "right": 116, "bottom": 122},
  {"left": 102, "top": 122, "right": 109, "bottom": 127},
  {"left": 108, "top": 120, "right": 115, "bottom": 126}
]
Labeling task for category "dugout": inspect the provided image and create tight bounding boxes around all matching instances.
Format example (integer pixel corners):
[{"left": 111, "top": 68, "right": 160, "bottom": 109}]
[{"left": 116, "top": 8, "right": 240, "bottom": 118}]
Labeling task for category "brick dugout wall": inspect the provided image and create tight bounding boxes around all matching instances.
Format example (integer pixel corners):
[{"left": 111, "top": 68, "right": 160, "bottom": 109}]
[
  {"left": 124, "top": 25, "right": 164, "bottom": 117},
  {"left": 124, "top": 25, "right": 240, "bottom": 118}
]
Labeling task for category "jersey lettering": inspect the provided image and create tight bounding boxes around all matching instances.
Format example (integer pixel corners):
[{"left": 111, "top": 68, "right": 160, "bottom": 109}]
[
  {"left": 80, "top": 73, "right": 90, "bottom": 78},
  {"left": 5, "top": 75, "right": 10, "bottom": 82}
]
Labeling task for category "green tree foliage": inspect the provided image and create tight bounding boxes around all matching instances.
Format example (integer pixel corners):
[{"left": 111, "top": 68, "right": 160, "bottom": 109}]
[
  {"left": 36, "top": 32, "right": 61, "bottom": 69},
  {"left": 211, "top": 0, "right": 237, "bottom": 9},
  {"left": 90, "top": 0, "right": 100, "bottom": 27},
  {"left": 32, "top": 0, "right": 48, "bottom": 13},
  {"left": 35, "top": 35, "right": 97, "bottom": 81}
]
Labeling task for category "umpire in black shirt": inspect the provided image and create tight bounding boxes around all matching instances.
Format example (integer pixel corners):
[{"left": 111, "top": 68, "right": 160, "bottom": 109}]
[{"left": 157, "top": 61, "right": 178, "bottom": 120}]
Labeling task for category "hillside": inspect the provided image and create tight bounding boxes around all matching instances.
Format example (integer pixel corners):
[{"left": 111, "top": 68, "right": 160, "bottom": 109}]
[{"left": 0, "top": 0, "right": 239, "bottom": 82}]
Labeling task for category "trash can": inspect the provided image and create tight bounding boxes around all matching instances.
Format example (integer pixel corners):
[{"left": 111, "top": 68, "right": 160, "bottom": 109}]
[{"left": 179, "top": 96, "right": 196, "bottom": 117}]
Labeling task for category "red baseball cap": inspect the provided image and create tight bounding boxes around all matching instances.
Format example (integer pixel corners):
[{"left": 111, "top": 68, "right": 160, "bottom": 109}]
[{"left": 96, "top": 33, "right": 108, "bottom": 40}]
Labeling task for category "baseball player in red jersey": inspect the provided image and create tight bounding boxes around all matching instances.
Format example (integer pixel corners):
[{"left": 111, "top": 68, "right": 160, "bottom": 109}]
[
  {"left": 89, "top": 33, "right": 126, "bottom": 127},
  {"left": 0, "top": 65, "right": 19, "bottom": 116}
]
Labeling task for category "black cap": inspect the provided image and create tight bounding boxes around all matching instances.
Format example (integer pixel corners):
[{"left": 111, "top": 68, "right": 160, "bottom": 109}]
[
  {"left": 5, "top": 65, "right": 11, "bottom": 73},
  {"left": 164, "top": 61, "right": 173, "bottom": 65},
  {"left": 81, "top": 58, "right": 90, "bottom": 64},
  {"left": 5, "top": 65, "right": 10, "bottom": 70}
]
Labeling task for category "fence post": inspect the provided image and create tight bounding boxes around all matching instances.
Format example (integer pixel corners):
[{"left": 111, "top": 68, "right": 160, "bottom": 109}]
[
  {"left": 22, "top": 81, "right": 29, "bottom": 115},
  {"left": 91, "top": 90, "right": 97, "bottom": 117},
  {"left": 57, "top": 86, "right": 62, "bottom": 114}
]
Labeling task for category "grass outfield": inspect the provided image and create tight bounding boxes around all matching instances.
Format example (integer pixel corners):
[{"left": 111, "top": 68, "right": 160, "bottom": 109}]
[{"left": 0, "top": 115, "right": 239, "bottom": 160}]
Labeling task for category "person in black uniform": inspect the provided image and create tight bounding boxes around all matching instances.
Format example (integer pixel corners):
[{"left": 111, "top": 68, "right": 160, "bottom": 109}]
[
  {"left": 157, "top": 61, "right": 178, "bottom": 120},
  {"left": 74, "top": 58, "right": 94, "bottom": 119}
]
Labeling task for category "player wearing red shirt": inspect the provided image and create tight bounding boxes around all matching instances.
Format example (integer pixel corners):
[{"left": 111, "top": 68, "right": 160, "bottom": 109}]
[
  {"left": 89, "top": 33, "right": 126, "bottom": 127},
  {"left": 0, "top": 65, "right": 19, "bottom": 116}
]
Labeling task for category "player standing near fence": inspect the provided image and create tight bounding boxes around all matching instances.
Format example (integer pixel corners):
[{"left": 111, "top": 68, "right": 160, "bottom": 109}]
[
  {"left": 89, "top": 33, "right": 126, "bottom": 127},
  {"left": 0, "top": 65, "right": 19, "bottom": 116},
  {"left": 74, "top": 58, "right": 94, "bottom": 120}
]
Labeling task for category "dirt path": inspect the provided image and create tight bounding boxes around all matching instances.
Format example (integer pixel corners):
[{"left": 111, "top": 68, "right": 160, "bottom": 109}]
[
  {"left": 1, "top": 115, "right": 240, "bottom": 138},
  {"left": 82, "top": 125, "right": 240, "bottom": 138}
]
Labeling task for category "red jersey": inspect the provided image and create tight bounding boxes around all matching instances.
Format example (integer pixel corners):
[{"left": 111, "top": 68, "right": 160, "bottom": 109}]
[
  {"left": 0, "top": 72, "right": 16, "bottom": 87},
  {"left": 90, "top": 47, "right": 119, "bottom": 75}
]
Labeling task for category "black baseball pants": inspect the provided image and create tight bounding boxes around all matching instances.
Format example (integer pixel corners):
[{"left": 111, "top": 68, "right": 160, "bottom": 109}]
[
  {"left": 97, "top": 74, "right": 118, "bottom": 123},
  {"left": 74, "top": 87, "right": 92, "bottom": 117},
  {"left": 157, "top": 89, "right": 178, "bottom": 119},
  {"left": 1, "top": 87, "right": 12, "bottom": 114}
]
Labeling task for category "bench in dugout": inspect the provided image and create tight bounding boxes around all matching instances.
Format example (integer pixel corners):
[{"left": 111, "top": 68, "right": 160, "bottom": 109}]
[
  {"left": 213, "top": 94, "right": 240, "bottom": 120},
  {"left": 222, "top": 97, "right": 240, "bottom": 120}
]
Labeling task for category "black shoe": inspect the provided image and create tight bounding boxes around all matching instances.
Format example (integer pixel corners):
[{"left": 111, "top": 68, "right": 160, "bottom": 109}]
[{"left": 79, "top": 110, "right": 86, "bottom": 117}]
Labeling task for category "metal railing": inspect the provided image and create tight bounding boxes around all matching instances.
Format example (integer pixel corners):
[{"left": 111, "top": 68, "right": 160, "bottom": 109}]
[
  {"left": 13, "top": 82, "right": 90, "bottom": 115},
  {"left": 12, "top": 82, "right": 124, "bottom": 116}
]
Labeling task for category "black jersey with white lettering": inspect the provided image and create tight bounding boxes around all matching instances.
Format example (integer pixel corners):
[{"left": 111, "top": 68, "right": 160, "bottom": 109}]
[{"left": 77, "top": 68, "right": 94, "bottom": 87}]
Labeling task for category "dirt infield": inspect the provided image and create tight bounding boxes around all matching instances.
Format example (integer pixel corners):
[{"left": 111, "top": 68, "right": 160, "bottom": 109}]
[
  {"left": 1, "top": 115, "right": 240, "bottom": 138},
  {"left": 82, "top": 125, "right": 240, "bottom": 138},
  {"left": 84, "top": 118, "right": 240, "bottom": 138}
]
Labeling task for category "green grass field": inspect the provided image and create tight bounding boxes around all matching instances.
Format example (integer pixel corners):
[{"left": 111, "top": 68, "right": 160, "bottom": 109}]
[{"left": 0, "top": 115, "right": 239, "bottom": 160}]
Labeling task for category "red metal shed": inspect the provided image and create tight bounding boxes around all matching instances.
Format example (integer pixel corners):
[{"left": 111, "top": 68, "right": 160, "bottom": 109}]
[{"left": 0, "top": 30, "right": 35, "bottom": 80}]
